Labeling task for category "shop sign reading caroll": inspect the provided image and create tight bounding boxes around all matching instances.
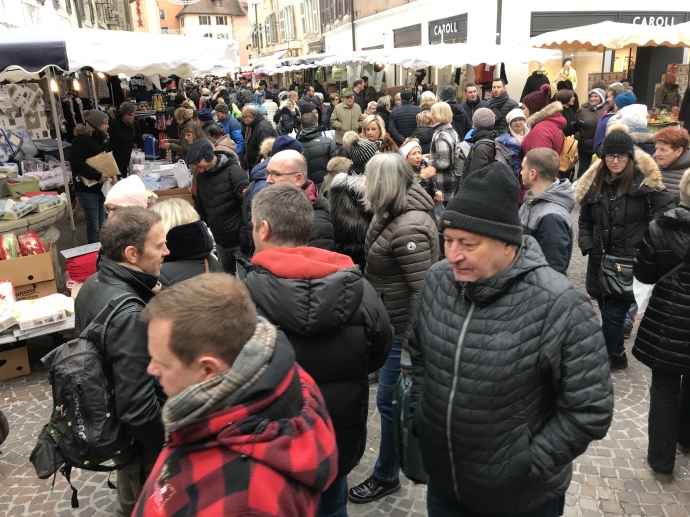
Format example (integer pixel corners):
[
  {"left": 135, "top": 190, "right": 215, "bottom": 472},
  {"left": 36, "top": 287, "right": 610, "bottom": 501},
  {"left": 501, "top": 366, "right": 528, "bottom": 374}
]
[{"left": 630, "top": 15, "right": 678, "bottom": 27}]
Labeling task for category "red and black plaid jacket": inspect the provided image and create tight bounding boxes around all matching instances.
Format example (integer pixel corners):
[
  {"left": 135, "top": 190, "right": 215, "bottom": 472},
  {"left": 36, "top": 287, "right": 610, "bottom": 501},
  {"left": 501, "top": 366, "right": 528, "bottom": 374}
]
[{"left": 134, "top": 337, "right": 338, "bottom": 517}]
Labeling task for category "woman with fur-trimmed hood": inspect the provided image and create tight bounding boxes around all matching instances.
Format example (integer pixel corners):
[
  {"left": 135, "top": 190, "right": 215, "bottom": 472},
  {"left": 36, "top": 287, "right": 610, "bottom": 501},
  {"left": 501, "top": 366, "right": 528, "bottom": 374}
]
[
  {"left": 328, "top": 132, "right": 380, "bottom": 269},
  {"left": 576, "top": 126, "right": 674, "bottom": 371},
  {"left": 321, "top": 155, "right": 352, "bottom": 197},
  {"left": 520, "top": 86, "right": 566, "bottom": 159}
]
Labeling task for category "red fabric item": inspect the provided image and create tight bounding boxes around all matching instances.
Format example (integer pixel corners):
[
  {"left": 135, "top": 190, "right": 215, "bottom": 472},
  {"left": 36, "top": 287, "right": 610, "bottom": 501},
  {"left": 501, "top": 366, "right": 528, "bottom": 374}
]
[
  {"left": 251, "top": 247, "right": 355, "bottom": 280},
  {"left": 303, "top": 180, "right": 318, "bottom": 203},
  {"left": 23, "top": 191, "right": 59, "bottom": 198},
  {"left": 133, "top": 365, "right": 338, "bottom": 517},
  {"left": 66, "top": 252, "right": 98, "bottom": 282}
]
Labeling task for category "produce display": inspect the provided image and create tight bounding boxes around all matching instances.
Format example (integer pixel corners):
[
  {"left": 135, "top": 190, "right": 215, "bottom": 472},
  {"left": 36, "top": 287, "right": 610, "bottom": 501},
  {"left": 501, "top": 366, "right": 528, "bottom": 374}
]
[
  {"left": 647, "top": 110, "right": 678, "bottom": 125},
  {"left": 1, "top": 231, "right": 46, "bottom": 260}
]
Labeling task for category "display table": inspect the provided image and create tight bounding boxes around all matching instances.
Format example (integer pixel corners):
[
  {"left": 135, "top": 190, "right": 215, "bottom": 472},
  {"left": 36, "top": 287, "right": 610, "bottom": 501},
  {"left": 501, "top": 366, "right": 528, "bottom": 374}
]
[
  {"left": 0, "top": 201, "right": 67, "bottom": 289},
  {"left": 647, "top": 122, "right": 679, "bottom": 133},
  {"left": 0, "top": 315, "right": 74, "bottom": 345}
]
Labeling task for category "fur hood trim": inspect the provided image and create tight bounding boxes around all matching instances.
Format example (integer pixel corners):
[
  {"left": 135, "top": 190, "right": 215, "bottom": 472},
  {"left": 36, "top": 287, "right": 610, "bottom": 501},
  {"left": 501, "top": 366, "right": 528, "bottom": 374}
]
[
  {"left": 527, "top": 101, "right": 564, "bottom": 128},
  {"left": 330, "top": 171, "right": 367, "bottom": 197},
  {"left": 574, "top": 148, "right": 666, "bottom": 203},
  {"left": 630, "top": 132, "right": 655, "bottom": 144},
  {"left": 259, "top": 137, "right": 275, "bottom": 160},
  {"left": 327, "top": 157, "right": 352, "bottom": 173},
  {"left": 606, "top": 123, "right": 629, "bottom": 135},
  {"left": 73, "top": 123, "right": 93, "bottom": 136}
]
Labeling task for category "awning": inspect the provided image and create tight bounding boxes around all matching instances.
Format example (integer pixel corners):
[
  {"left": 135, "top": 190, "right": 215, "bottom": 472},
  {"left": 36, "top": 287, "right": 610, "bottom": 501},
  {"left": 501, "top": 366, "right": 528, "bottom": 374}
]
[
  {"left": 249, "top": 50, "right": 288, "bottom": 68},
  {"left": 0, "top": 27, "right": 240, "bottom": 81},
  {"left": 524, "top": 20, "right": 690, "bottom": 51}
]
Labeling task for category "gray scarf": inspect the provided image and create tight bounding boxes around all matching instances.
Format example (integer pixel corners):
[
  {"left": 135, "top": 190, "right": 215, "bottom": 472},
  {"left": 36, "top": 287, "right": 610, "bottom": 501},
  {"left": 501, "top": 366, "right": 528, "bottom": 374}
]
[{"left": 162, "top": 317, "right": 277, "bottom": 432}]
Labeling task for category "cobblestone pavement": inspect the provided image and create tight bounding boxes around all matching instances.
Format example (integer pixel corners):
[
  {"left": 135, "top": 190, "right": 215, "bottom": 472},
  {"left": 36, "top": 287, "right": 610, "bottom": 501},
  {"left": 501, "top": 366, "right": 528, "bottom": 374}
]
[{"left": 2, "top": 206, "right": 690, "bottom": 516}]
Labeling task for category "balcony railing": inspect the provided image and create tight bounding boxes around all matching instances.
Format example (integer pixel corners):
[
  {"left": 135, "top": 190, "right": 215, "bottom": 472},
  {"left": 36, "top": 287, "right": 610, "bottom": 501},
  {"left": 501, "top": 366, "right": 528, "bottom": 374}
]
[{"left": 161, "top": 28, "right": 181, "bottom": 35}]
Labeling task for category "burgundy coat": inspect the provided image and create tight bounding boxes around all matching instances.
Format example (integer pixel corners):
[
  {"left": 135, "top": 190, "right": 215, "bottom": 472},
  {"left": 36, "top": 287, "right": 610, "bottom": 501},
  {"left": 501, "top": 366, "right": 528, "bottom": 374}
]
[{"left": 520, "top": 101, "right": 566, "bottom": 158}]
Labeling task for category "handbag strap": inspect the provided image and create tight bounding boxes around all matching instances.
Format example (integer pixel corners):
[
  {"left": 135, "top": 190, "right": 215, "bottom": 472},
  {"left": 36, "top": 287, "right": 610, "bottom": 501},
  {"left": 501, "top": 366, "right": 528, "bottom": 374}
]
[
  {"left": 658, "top": 262, "right": 685, "bottom": 283},
  {"left": 204, "top": 258, "right": 209, "bottom": 274}
]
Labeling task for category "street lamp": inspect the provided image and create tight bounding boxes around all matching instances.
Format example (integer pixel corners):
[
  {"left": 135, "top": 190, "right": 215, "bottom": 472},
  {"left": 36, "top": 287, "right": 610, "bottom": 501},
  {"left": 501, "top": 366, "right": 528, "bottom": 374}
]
[{"left": 95, "top": 0, "right": 119, "bottom": 30}]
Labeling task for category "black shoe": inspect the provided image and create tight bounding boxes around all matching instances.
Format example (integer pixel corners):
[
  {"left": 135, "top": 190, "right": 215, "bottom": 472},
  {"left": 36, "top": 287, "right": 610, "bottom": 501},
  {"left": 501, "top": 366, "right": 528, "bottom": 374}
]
[
  {"left": 610, "top": 352, "right": 629, "bottom": 371},
  {"left": 648, "top": 461, "right": 673, "bottom": 474},
  {"left": 624, "top": 322, "right": 633, "bottom": 339},
  {"left": 368, "top": 369, "right": 380, "bottom": 386},
  {"left": 348, "top": 475, "right": 400, "bottom": 504}
]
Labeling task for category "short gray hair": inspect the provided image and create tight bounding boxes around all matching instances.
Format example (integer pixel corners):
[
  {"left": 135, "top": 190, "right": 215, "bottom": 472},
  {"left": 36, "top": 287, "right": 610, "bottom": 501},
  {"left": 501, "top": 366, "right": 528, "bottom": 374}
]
[
  {"left": 364, "top": 154, "right": 414, "bottom": 218},
  {"left": 242, "top": 104, "right": 260, "bottom": 117},
  {"left": 252, "top": 183, "right": 314, "bottom": 246},
  {"left": 118, "top": 102, "right": 135, "bottom": 116},
  {"left": 377, "top": 95, "right": 392, "bottom": 110}
]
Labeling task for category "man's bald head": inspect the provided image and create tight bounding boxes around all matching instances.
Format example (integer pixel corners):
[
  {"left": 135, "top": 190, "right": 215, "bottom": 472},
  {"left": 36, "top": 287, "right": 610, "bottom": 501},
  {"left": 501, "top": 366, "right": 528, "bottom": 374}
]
[{"left": 266, "top": 150, "right": 307, "bottom": 186}]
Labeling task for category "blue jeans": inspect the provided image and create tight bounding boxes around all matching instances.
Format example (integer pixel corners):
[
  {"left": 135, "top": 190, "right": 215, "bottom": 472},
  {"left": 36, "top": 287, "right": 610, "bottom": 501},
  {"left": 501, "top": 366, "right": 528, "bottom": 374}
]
[
  {"left": 578, "top": 151, "right": 594, "bottom": 177},
  {"left": 215, "top": 244, "right": 240, "bottom": 275},
  {"left": 373, "top": 339, "right": 402, "bottom": 483},
  {"left": 319, "top": 475, "right": 348, "bottom": 517},
  {"left": 427, "top": 481, "right": 564, "bottom": 517},
  {"left": 76, "top": 191, "right": 105, "bottom": 244},
  {"left": 598, "top": 298, "right": 632, "bottom": 357}
]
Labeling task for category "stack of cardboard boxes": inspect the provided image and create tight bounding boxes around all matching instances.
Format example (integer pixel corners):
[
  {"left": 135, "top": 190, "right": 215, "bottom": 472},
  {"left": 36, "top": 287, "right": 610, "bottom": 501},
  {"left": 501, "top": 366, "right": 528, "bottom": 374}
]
[{"left": 587, "top": 71, "right": 627, "bottom": 91}]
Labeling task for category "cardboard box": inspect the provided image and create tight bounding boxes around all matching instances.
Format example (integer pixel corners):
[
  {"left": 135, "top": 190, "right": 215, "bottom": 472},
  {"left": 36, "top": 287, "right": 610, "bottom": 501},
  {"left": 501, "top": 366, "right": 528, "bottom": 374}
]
[
  {"left": 156, "top": 187, "right": 194, "bottom": 206},
  {"left": 0, "top": 344, "right": 30, "bottom": 380},
  {"left": 2, "top": 204, "right": 34, "bottom": 220},
  {"left": 677, "top": 64, "right": 689, "bottom": 75},
  {"left": 15, "top": 309, "right": 67, "bottom": 331},
  {"left": 31, "top": 197, "right": 62, "bottom": 212},
  {"left": 0, "top": 242, "right": 57, "bottom": 301}
]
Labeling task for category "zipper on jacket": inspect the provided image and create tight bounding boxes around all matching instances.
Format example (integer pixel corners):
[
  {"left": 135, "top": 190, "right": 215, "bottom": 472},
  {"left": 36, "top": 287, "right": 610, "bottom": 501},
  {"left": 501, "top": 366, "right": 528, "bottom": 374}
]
[
  {"left": 616, "top": 263, "right": 633, "bottom": 272},
  {"left": 446, "top": 297, "right": 475, "bottom": 501}
]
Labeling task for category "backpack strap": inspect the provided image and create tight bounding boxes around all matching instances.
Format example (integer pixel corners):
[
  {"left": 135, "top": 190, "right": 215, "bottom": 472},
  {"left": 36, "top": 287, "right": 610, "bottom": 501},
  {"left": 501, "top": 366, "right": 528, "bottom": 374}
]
[{"left": 81, "top": 293, "right": 145, "bottom": 350}]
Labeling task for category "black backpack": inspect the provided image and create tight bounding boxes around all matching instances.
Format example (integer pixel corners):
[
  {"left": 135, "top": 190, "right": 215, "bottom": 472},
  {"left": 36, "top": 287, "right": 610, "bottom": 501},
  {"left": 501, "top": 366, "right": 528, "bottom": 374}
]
[{"left": 30, "top": 294, "right": 143, "bottom": 507}]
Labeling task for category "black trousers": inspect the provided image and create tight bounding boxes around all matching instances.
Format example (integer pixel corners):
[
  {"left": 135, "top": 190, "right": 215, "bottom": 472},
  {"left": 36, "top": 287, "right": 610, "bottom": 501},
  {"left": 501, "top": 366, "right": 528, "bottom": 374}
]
[{"left": 648, "top": 368, "right": 690, "bottom": 472}]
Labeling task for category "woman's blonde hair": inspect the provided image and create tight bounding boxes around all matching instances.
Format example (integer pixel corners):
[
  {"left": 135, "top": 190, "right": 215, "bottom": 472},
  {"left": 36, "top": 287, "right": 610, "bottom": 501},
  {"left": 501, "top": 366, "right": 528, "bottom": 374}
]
[
  {"left": 430, "top": 102, "right": 453, "bottom": 125},
  {"left": 361, "top": 114, "right": 387, "bottom": 141},
  {"left": 281, "top": 98, "right": 296, "bottom": 110},
  {"left": 287, "top": 91, "right": 299, "bottom": 101},
  {"left": 416, "top": 110, "right": 432, "bottom": 127},
  {"left": 174, "top": 107, "right": 191, "bottom": 122},
  {"left": 150, "top": 198, "right": 200, "bottom": 234}
]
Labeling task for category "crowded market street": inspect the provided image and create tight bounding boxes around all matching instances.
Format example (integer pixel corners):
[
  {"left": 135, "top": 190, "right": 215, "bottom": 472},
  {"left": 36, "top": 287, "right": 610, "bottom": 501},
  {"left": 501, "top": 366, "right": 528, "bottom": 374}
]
[{"left": 0, "top": 207, "right": 689, "bottom": 517}]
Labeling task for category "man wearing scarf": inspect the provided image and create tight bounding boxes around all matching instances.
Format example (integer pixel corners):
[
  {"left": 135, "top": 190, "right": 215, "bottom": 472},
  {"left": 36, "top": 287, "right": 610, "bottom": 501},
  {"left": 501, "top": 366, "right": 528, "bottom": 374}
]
[{"left": 133, "top": 273, "right": 338, "bottom": 517}]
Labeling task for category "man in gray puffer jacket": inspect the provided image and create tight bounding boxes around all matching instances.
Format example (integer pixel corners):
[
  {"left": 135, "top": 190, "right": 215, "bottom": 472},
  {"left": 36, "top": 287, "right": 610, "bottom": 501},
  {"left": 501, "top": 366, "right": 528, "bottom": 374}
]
[{"left": 409, "top": 162, "right": 613, "bottom": 517}]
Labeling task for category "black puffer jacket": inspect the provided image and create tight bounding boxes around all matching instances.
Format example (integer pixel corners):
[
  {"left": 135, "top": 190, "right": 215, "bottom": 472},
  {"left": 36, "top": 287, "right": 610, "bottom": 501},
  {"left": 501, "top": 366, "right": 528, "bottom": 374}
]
[
  {"left": 243, "top": 114, "right": 276, "bottom": 170},
  {"left": 303, "top": 180, "right": 336, "bottom": 251},
  {"left": 488, "top": 92, "right": 519, "bottom": 133},
  {"left": 108, "top": 115, "right": 138, "bottom": 175},
  {"left": 375, "top": 106, "right": 390, "bottom": 132},
  {"left": 446, "top": 100, "right": 472, "bottom": 140},
  {"left": 389, "top": 101, "right": 422, "bottom": 146},
  {"left": 576, "top": 150, "right": 675, "bottom": 300},
  {"left": 297, "top": 126, "right": 337, "bottom": 186},
  {"left": 364, "top": 182, "right": 439, "bottom": 348},
  {"left": 328, "top": 170, "right": 372, "bottom": 269},
  {"left": 74, "top": 257, "right": 166, "bottom": 453},
  {"left": 238, "top": 247, "right": 393, "bottom": 476},
  {"left": 71, "top": 124, "right": 108, "bottom": 194},
  {"left": 409, "top": 237, "right": 613, "bottom": 514},
  {"left": 411, "top": 125, "right": 434, "bottom": 154},
  {"left": 658, "top": 149, "right": 690, "bottom": 205},
  {"left": 633, "top": 206, "right": 690, "bottom": 374},
  {"left": 195, "top": 153, "right": 250, "bottom": 249},
  {"left": 159, "top": 220, "right": 223, "bottom": 288}
]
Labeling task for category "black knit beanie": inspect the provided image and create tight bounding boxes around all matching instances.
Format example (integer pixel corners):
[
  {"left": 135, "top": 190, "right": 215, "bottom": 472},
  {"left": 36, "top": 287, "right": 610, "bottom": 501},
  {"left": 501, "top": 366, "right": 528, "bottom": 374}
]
[
  {"left": 441, "top": 162, "right": 523, "bottom": 245},
  {"left": 600, "top": 128, "right": 635, "bottom": 157}
]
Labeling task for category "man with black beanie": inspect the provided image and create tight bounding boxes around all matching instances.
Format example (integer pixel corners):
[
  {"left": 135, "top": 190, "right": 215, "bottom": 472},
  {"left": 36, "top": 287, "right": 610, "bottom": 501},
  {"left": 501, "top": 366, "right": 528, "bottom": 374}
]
[{"left": 408, "top": 162, "right": 614, "bottom": 517}]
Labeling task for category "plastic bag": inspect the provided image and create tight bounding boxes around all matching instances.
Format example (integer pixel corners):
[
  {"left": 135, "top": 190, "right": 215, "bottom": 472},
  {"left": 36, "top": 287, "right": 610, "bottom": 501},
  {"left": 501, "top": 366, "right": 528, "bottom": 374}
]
[
  {"left": 0, "top": 129, "right": 39, "bottom": 162},
  {"left": 172, "top": 160, "right": 191, "bottom": 188},
  {"left": 1, "top": 233, "right": 20, "bottom": 260},
  {"left": 633, "top": 278, "right": 654, "bottom": 314}
]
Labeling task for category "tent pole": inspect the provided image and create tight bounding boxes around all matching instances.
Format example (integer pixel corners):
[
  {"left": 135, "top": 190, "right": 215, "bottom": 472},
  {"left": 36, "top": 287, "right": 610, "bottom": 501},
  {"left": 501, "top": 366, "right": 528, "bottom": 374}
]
[
  {"left": 601, "top": 47, "right": 606, "bottom": 80},
  {"left": 47, "top": 67, "right": 76, "bottom": 232}
]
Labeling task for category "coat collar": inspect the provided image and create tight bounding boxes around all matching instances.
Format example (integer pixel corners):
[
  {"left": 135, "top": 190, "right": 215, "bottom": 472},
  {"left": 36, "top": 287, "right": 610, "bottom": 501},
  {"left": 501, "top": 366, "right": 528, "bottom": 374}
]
[
  {"left": 526, "top": 101, "right": 563, "bottom": 128},
  {"left": 574, "top": 148, "right": 666, "bottom": 203}
]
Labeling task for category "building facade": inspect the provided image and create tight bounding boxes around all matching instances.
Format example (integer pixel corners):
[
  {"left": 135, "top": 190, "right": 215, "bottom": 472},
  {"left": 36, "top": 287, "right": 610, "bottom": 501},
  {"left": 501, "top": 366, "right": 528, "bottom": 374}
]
[{"left": 0, "top": 0, "right": 132, "bottom": 30}]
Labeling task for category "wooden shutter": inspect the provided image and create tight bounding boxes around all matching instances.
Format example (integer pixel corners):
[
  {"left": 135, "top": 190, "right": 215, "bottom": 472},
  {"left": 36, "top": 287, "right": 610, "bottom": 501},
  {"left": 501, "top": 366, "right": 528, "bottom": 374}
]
[
  {"left": 300, "top": 2, "right": 307, "bottom": 35},
  {"left": 279, "top": 9, "right": 286, "bottom": 42}
]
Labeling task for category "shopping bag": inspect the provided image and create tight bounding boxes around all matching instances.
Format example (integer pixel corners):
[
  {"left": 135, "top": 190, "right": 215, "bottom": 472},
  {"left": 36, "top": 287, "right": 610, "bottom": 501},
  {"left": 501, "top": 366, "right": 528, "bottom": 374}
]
[
  {"left": 85, "top": 152, "right": 120, "bottom": 178},
  {"left": 171, "top": 160, "right": 192, "bottom": 188},
  {"left": 392, "top": 371, "right": 428, "bottom": 484},
  {"left": 633, "top": 278, "right": 654, "bottom": 314}
]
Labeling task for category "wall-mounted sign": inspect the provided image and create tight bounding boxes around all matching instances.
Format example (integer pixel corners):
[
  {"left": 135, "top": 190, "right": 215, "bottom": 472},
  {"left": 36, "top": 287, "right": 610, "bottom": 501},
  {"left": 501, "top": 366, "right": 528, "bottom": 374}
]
[
  {"left": 622, "top": 13, "right": 685, "bottom": 26},
  {"left": 428, "top": 14, "right": 468, "bottom": 44}
]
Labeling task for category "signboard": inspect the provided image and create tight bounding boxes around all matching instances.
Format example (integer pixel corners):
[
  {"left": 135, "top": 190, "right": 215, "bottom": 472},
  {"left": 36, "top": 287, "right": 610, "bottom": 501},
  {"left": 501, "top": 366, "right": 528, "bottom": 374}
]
[
  {"left": 428, "top": 14, "right": 468, "bottom": 44},
  {"left": 530, "top": 10, "right": 688, "bottom": 36},
  {"left": 621, "top": 13, "right": 687, "bottom": 26}
]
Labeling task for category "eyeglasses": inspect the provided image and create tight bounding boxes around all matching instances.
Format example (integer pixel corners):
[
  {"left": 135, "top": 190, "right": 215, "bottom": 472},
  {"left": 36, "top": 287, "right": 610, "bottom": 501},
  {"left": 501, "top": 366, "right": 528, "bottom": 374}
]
[
  {"left": 604, "top": 154, "right": 630, "bottom": 162},
  {"left": 267, "top": 171, "right": 300, "bottom": 178}
]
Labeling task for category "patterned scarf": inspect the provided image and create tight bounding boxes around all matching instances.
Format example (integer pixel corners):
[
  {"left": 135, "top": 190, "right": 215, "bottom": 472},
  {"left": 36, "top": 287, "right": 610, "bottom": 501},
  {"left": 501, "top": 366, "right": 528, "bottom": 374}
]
[{"left": 162, "top": 317, "right": 277, "bottom": 432}]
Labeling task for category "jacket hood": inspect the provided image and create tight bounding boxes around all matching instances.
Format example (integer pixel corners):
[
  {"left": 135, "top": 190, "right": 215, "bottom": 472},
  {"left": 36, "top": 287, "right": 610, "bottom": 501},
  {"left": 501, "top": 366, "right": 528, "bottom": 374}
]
[
  {"left": 214, "top": 135, "right": 237, "bottom": 157},
  {"left": 406, "top": 181, "right": 436, "bottom": 212},
  {"left": 526, "top": 101, "right": 565, "bottom": 129},
  {"left": 330, "top": 171, "right": 367, "bottom": 197},
  {"left": 412, "top": 125, "right": 435, "bottom": 143},
  {"left": 327, "top": 156, "right": 352, "bottom": 173},
  {"left": 464, "top": 236, "right": 549, "bottom": 307},
  {"left": 469, "top": 128, "right": 498, "bottom": 143},
  {"left": 73, "top": 123, "right": 94, "bottom": 137},
  {"left": 297, "top": 125, "right": 323, "bottom": 141},
  {"left": 243, "top": 248, "right": 365, "bottom": 335},
  {"left": 164, "top": 221, "right": 214, "bottom": 262},
  {"left": 250, "top": 158, "right": 269, "bottom": 181},
  {"left": 168, "top": 334, "right": 336, "bottom": 492},
  {"left": 656, "top": 206, "right": 690, "bottom": 260},
  {"left": 575, "top": 148, "right": 666, "bottom": 203},
  {"left": 527, "top": 178, "right": 575, "bottom": 212},
  {"left": 607, "top": 104, "right": 648, "bottom": 131}
]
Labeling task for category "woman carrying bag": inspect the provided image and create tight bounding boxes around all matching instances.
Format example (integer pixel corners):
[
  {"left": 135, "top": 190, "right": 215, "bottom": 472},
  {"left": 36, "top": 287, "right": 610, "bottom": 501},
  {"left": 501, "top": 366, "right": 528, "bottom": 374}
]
[
  {"left": 632, "top": 168, "right": 690, "bottom": 474},
  {"left": 575, "top": 126, "right": 674, "bottom": 370}
]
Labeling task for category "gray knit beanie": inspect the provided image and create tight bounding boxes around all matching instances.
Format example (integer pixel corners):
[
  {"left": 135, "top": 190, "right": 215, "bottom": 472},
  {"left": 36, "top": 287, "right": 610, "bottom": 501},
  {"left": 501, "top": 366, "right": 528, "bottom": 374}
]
[
  {"left": 472, "top": 107, "right": 495, "bottom": 130},
  {"left": 83, "top": 109, "right": 109, "bottom": 128}
]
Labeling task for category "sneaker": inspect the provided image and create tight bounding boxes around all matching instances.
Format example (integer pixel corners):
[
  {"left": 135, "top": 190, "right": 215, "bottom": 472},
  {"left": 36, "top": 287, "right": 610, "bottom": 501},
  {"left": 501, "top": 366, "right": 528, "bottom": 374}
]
[
  {"left": 610, "top": 352, "right": 629, "bottom": 371},
  {"left": 348, "top": 475, "right": 400, "bottom": 504},
  {"left": 624, "top": 321, "right": 633, "bottom": 339}
]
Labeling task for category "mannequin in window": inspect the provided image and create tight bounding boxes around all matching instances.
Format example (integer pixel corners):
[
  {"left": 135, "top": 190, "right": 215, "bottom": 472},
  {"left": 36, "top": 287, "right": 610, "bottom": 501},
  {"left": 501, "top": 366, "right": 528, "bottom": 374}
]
[
  {"left": 554, "top": 59, "right": 577, "bottom": 90},
  {"left": 520, "top": 62, "right": 550, "bottom": 101}
]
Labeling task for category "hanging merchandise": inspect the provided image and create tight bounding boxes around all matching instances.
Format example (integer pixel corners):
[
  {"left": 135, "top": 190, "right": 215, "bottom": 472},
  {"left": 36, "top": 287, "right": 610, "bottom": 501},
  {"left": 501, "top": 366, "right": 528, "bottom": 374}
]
[
  {"left": 520, "top": 70, "right": 550, "bottom": 101},
  {"left": 152, "top": 94, "right": 167, "bottom": 160}
]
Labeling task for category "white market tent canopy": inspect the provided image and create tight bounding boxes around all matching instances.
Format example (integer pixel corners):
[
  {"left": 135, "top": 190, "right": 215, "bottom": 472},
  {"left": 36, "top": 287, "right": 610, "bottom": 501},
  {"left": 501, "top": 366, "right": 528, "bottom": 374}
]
[
  {"left": 253, "top": 43, "right": 563, "bottom": 75},
  {"left": 0, "top": 26, "right": 240, "bottom": 81},
  {"left": 525, "top": 20, "right": 690, "bottom": 51}
]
